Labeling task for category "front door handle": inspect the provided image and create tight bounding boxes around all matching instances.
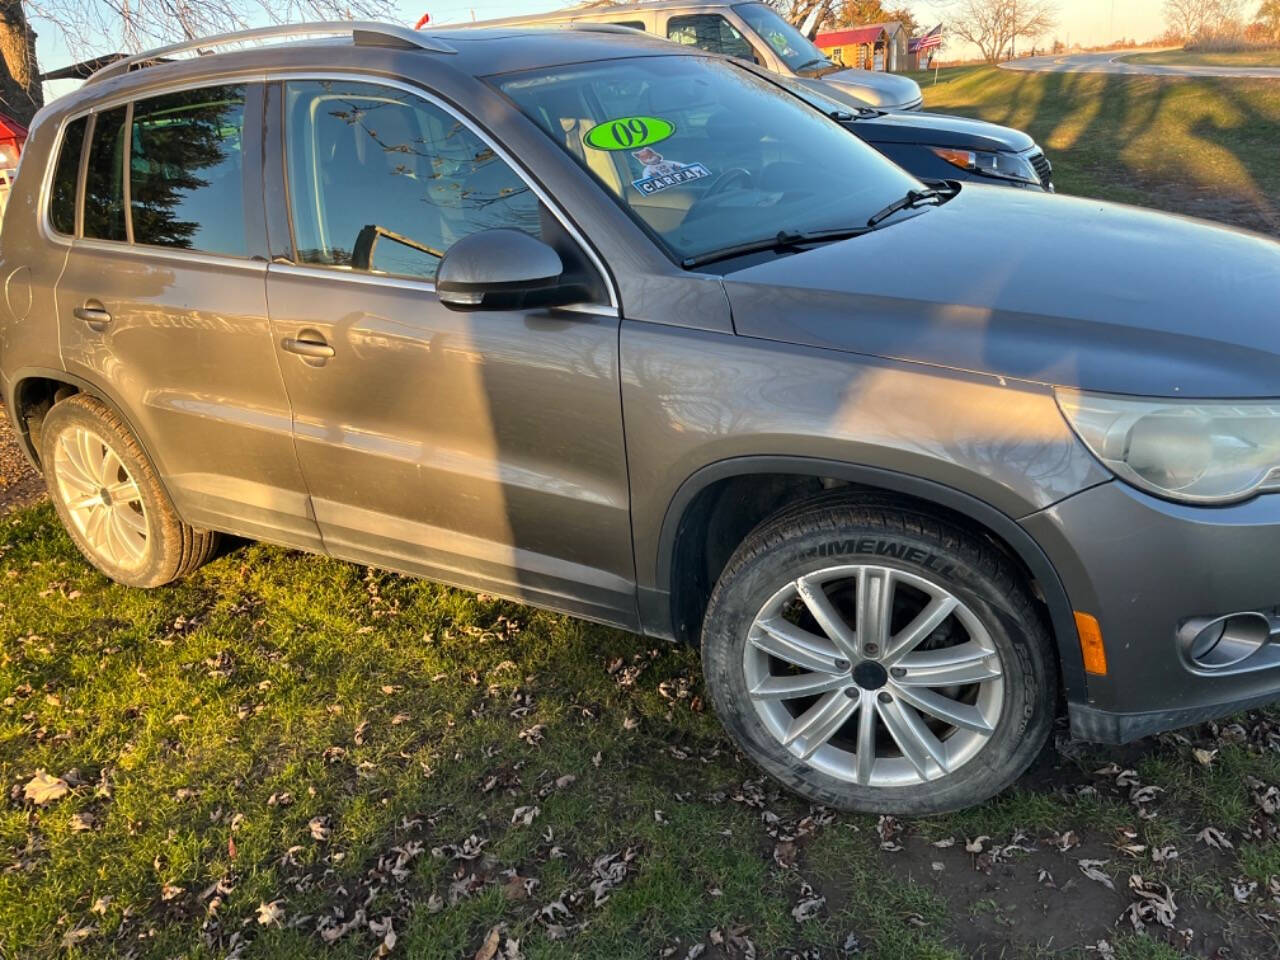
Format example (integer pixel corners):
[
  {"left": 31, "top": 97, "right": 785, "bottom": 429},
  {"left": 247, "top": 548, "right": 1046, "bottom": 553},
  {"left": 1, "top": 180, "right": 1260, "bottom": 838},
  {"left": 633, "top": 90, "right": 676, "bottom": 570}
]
[
  {"left": 282, "top": 334, "right": 335, "bottom": 361},
  {"left": 73, "top": 301, "right": 112, "bottom": 330}
]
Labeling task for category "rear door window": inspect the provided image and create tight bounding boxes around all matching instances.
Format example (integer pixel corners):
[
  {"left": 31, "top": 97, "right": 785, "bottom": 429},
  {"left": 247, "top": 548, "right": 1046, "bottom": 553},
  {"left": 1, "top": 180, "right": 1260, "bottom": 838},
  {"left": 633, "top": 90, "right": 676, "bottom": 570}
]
[
  {"left": 666, "top": 14, "right": 758, "bottom": 62},
  {"left": 83, "top": 106, "right": 128, "bottom": 241},
  {"left": 129, "top": 86, "right": 248, "bottom": 255},
  {"left": 49, "top": 116, "right": 88, "bottom": 235}
]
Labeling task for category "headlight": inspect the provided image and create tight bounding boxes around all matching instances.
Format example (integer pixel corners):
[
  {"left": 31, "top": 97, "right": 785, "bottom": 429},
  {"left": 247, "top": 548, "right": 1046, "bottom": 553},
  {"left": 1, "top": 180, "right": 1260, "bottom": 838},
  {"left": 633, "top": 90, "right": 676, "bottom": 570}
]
[
  {"left": 1057, "top": 389, "right": 1280, "bottom": 504},
  {"left": 929, "top": 147, "right": 1041, "bottom": 185}
]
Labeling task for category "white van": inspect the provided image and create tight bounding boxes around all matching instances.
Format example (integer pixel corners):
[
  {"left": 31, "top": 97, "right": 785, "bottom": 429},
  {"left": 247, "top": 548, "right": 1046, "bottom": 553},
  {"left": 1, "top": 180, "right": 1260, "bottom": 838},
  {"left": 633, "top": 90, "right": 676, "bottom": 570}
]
[{"left": 458, "top": 0, "right": 925, "bottom": 111}]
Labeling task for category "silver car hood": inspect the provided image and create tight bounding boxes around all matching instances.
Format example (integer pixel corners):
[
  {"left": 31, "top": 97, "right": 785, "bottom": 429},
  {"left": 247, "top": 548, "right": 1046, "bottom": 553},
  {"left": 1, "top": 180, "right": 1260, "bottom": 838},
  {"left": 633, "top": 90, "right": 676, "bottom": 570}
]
[
  {"left": 820, "top": 68, "right": 923, "bottom": 110},
  {"left": 722, "top": 185, "right": 1280, "bottom": 398}
]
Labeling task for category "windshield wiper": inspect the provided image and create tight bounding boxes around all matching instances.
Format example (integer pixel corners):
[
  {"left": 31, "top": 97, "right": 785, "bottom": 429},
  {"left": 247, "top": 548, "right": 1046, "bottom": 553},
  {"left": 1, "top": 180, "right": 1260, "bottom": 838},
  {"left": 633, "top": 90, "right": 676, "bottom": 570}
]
[
  {"left": 865, "top": 184, "right": 959, "bottom": 228},
  {"left": 795, "top": 57, "right": 832, "bottom": 72},
  {"left": 681, "top": 226, "right": 871, "bottom": 269}
]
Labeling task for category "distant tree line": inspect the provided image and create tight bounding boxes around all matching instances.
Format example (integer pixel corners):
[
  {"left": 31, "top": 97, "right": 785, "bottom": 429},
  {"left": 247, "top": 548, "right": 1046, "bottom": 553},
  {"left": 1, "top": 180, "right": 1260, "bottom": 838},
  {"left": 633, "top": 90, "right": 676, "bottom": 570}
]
[{"left": 1164, "top": 0, "right": 1280, "bottom": 47}]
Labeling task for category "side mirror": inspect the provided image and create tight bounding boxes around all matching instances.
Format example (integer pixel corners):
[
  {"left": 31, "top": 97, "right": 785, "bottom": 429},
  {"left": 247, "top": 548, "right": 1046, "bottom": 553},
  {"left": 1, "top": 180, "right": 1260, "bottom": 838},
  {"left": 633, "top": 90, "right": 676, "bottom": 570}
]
[{"left": 436, "top": 229, "right": 584, "bottom": 312}]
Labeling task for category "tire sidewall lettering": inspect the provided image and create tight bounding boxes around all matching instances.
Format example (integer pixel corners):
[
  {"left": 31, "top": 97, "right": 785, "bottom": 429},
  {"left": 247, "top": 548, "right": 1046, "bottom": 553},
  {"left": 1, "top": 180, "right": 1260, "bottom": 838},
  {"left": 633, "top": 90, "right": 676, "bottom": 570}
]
[{"left": 801, "top": 537, "right": 957, "bottom": 578}]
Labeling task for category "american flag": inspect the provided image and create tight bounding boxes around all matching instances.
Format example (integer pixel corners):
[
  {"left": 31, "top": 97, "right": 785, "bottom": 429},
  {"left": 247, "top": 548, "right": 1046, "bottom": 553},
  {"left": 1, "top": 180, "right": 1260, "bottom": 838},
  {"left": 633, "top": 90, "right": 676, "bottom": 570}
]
[{"left": 909, "top": 25, "right": 943, "bottom": 54}]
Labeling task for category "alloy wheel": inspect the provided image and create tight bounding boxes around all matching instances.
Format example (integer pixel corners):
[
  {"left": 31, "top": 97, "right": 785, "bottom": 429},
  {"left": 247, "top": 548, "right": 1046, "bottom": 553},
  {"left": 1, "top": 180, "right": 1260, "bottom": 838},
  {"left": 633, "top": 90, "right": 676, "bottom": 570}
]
[
  {"left": 743, "top": 564, "right": 1004, "bottom": 787},
  {"left": 52, "top": 425, "right": 150, "bottom": 569}
]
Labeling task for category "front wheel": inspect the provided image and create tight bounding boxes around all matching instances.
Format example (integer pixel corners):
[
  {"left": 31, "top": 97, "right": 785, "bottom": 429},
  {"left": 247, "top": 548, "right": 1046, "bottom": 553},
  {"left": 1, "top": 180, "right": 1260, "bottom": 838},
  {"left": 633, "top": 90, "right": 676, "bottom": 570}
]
[{"left": 701, "top": 497, "right": 1055, "bottom": 815}]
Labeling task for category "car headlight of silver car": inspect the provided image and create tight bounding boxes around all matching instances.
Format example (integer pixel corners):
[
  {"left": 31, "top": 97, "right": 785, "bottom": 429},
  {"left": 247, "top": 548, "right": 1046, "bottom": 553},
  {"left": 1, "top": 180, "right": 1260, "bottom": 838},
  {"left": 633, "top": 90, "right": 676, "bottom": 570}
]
[
  {"left": 929, "top": 147, "right": 1041, "bottom": 185},
  {"left": 1057, "top": 389, "right": 1280, "bottom": 504}
]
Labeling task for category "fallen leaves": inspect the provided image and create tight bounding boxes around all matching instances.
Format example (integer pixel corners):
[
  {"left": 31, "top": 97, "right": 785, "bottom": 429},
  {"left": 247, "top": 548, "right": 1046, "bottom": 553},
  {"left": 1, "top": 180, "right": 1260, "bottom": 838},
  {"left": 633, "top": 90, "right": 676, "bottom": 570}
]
[
  {"left": 256, "top": 899, "right": 285, "bottom": 926},
  {"left": 23, "top": 770, "right": 69, "bottom": 805},
  {"left": 1079, "top": 859, "right": 1116, "bottom": 891},
  {"left": 510, "top": 805, "right": 539, "bottom": 827},
  {"left": 517, "top": 724, "right": 546, "bottom": 747},
  {"left": 791, "top": 880, "right": 825, "bottom": 923},
  {"left": 1196, "top": 825, "right": 1233, "bottom": 850},
  {"left": 474, "top": 924, "right": 523, "bottom": 960},
  {"left": 1122, "top": 875, "right": 1177, "bottom": 931},
  {"left": 589, "top": 848, "right": 638, "bottom": 905}
]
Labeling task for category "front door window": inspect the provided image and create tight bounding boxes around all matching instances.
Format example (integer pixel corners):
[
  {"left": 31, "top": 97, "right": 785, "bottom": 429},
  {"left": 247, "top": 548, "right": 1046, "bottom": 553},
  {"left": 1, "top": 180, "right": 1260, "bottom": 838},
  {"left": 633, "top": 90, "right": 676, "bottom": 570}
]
[
  {"left": 666, "top": 14, "right": 759, "bottom": 63},
  {"left": 283, "top": 80, "right": 543, "bottom": 281}
]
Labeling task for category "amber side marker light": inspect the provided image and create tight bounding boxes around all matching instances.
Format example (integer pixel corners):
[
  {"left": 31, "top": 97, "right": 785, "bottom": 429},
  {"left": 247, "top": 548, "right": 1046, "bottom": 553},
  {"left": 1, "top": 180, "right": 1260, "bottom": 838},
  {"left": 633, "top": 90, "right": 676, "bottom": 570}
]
[{"left": 1074, "top": 611, "right": 1108, "bottom": 676}]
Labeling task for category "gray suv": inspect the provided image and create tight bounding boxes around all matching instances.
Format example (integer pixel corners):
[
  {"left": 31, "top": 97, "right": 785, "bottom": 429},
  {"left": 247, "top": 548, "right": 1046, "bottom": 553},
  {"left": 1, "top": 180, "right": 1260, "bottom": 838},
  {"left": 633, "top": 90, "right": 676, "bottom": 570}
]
[
  {"left": 459, "top": 0, "right": 924, "bottom": 111},
  {"left": 5, "top": 22, "right": 1280, "bottom": 815}
]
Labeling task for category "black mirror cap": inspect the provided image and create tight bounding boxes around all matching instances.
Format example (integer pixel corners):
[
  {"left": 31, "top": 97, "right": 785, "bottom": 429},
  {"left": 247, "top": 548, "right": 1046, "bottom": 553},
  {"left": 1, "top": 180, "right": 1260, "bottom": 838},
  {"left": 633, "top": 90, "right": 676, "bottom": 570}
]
[{"left": 437, "top": 229, "right": 583, "bottom": 312}]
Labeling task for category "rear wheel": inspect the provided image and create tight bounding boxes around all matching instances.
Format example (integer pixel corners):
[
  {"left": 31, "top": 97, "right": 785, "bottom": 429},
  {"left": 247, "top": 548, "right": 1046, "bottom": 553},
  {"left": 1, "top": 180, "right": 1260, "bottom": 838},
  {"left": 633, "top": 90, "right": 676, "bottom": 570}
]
[
  {"left": 41, "top": 394, "right": 218, "bottom": 587},
  {"left": 701, "top": 496, "right": 1055, "bottom": 814}
]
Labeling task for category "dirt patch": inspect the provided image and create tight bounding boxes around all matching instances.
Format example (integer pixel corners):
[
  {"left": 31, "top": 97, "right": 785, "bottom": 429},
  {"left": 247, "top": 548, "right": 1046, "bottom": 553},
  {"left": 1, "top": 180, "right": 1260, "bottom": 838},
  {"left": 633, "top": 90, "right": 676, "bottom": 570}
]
[{"left": 0, "top": 402, "right": 45, "bottom": 513}]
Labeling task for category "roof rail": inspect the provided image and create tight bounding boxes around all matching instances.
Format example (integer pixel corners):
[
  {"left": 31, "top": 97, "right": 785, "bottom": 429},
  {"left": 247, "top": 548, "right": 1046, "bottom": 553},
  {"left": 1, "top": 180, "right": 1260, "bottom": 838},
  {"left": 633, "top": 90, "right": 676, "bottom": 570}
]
[
  {"left": 86, "top": 21, "right": 456, "bottom": 86},
  {"left": 562, "top": 22, "right": 646, "bottom": 33}
]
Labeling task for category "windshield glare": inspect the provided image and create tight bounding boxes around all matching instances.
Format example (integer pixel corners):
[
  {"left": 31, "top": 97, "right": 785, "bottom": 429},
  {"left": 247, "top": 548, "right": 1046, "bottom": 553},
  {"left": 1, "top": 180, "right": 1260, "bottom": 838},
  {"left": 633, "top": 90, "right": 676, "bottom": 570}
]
[
  {"left": 733, "top": 2, "right": 831, "bottom": 73},
  {"left": 495, "top": 56, "right": 920, "bottom": 265}
]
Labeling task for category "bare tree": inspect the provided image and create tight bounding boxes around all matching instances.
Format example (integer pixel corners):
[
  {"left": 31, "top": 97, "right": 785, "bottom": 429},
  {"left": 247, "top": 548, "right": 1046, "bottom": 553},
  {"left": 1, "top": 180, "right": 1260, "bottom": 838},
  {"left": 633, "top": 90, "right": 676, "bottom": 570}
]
[
  {"left": 946, "top": 0, "right": 1056, "bottom": 63},
  {"left": 27, "top": 0, "right": 396, "bottom": 58},
  {"left": 1162, "top": 0, "right": 1246, "bottom": 39},
  {"left": 0, "top": 0, "right": 40, "bottom": 123},
  {"left": 1260, "top": 0, "right": 1280, "bottom": 42},
  {"left": 0, "top": 0, "right": 397, "bottom": 125}
]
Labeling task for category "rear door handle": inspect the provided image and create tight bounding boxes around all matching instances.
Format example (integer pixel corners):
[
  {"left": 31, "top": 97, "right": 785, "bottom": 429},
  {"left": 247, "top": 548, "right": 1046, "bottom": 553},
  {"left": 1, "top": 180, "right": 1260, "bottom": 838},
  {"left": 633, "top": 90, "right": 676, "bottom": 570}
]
[
  {"left": 282, "top": 334, "right": 335, "bottom": 360},
  {"left": 73, "top": 302, "right": 112, "bottom": 330}
]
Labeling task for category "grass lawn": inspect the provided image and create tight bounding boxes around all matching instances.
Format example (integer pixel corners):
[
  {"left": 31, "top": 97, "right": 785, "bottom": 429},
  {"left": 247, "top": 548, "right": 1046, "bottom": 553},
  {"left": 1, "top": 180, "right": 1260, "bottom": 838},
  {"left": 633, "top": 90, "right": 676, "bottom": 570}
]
[
  {"left": 6, "top": 69, "right": 1280, "bottom": 960},
  {"left": 906, "top": 65, "right": 1280, "bottom": 236},
  {"left": 1121, "top": 49, "right": 1280, "bottom": 68},
  {"left": 6, "top": 512, "right": 1280, "bottom": 960}
]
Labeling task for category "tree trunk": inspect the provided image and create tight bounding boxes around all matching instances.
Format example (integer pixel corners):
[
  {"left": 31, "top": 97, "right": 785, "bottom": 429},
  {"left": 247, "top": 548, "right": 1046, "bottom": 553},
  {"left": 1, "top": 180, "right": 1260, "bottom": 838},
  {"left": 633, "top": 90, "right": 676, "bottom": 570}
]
[{"left": 0, "top": 0, "right": 41, "bottom": 126}]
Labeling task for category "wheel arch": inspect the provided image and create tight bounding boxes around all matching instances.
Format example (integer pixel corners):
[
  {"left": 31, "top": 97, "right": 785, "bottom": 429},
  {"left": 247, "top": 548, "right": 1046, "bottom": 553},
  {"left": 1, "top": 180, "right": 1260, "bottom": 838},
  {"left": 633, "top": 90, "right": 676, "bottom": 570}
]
[
  {"left": 648, "top": 455, "right": 1088, "bottom": 702},
  {"left": 7, "top": 367, "right": 169, "bottom": 479}
]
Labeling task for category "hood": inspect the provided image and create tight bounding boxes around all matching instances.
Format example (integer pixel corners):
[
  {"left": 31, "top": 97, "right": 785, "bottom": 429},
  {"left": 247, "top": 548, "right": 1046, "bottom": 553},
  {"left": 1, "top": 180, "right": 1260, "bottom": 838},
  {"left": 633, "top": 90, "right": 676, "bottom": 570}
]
[
  {"left": 723, "top": 185, "right": 1280, "bottom": 398},
  {"left": 820, "top": 69, "right": 923, "bottom": 110},
  {"left": 847, "top": 109, "right": 1036, "bottom": 153}
]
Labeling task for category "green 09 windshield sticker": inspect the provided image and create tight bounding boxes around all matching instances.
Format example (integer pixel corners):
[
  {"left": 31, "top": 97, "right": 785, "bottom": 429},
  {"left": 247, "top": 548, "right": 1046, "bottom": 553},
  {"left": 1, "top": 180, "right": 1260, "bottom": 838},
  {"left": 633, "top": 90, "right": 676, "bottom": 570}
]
[{"left": 584, "top": 116, "right": 675, "bottom": 151}]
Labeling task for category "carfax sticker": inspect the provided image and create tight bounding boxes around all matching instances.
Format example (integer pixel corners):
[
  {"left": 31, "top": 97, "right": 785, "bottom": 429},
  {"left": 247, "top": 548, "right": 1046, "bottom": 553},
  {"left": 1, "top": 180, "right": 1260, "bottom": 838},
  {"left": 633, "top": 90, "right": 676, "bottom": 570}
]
[
  {"left": 584, "top": 116, "right": 674, "bottom": 151},
  {"left": 630, "top": 146, "right": 710, "bottom": 196}
]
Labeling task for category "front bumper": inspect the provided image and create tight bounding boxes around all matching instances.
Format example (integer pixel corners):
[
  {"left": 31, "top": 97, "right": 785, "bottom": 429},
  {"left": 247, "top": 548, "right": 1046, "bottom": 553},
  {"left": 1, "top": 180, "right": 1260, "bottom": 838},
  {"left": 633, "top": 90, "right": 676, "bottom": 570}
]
[{"left": 1022, "top": 480, "right": 1280, "bottom": 742}]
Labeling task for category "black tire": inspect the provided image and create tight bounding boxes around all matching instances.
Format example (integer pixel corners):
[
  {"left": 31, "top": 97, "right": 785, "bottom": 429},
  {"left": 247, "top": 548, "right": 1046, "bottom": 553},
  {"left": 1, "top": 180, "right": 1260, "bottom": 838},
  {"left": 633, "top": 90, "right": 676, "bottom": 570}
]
[
  {"left": 701, "top": 494, "right": 1056, "bottom": 815},
  {"left": 40, "top": 394, "right": 218, "bottom": 588}
]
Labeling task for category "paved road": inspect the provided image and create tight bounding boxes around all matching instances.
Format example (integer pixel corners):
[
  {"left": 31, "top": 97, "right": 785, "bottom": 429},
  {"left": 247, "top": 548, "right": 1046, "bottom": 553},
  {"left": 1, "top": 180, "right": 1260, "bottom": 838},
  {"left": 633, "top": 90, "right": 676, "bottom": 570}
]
[{"left": 999, "top": 49, "right": 1280, "bottom": 79}]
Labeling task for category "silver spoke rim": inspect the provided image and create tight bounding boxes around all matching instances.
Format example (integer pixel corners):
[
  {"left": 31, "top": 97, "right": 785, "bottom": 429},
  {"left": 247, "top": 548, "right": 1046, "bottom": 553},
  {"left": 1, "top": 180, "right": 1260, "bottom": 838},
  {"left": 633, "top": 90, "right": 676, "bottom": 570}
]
[
  {"left": 53, "top": 425, "right": 149, "bottom": 570},
  {"left": 795, "top": 574, "right": 860, "bottom": 661},
  {"left": 743, "top": 563, "right": 1004, "bottom": 787},
  {"left": 783, "top": 690, "right": 860, "bottom": 761},
  {"left": 749, "top": 618, "right": 845, "bottom": 674}
]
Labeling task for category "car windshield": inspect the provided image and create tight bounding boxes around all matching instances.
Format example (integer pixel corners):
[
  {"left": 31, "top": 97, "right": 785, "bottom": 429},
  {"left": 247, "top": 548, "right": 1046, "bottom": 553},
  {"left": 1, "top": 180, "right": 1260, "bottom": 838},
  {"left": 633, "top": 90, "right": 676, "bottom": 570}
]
[
  {"left": 493, "top": 55, "right": 921, "bottom": 266},
  {"left": 733, "top": 2, "right": 833, "bottom": 74}
]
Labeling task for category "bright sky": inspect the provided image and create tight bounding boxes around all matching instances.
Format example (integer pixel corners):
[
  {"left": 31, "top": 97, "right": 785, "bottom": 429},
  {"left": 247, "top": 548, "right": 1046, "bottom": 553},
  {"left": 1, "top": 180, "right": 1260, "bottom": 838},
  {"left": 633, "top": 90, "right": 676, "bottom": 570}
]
[{"left": 32, "top": 0, "right": 1188, "bottom": 103}]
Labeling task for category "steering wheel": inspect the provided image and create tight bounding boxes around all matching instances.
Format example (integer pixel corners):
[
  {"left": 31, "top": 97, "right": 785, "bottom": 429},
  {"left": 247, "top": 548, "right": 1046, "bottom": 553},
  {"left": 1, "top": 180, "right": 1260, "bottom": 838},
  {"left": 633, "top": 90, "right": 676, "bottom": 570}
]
[
  {"left": 684, "top": 167, "right": 755, "bottom": 223},
  {"left": 702, "top": 166, "right": 754, "bottom": 199}
]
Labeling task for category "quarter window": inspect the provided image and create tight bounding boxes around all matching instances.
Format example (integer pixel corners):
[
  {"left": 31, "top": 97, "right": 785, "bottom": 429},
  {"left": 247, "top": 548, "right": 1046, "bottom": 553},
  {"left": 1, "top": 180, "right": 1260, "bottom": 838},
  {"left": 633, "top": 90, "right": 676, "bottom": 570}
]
[
  {"left": 83, "top": 106, "right": 128, "bottom": 242},
  {"left": 666, "top": 14, "right": 758, "bottom": 62},
  {"left": 283, "top": 80, "right": 541, "bottom": 281},
  {"left": 49, "top": 116, "right": 88, "bottom": 235},
  {"left": 610, "top": 20, "right": 646, "bottom": 30},
  {"left": 129, "top": 86, "right": 248, "bottom": 255}
]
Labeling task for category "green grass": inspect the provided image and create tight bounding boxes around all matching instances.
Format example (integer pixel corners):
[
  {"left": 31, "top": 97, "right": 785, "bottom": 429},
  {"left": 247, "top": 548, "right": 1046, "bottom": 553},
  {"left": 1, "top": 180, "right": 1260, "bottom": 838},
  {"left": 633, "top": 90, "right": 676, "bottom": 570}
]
[
  {"left": 5, "top": 506, "right": 1280, "bottom": 958},
  {"left": 1121, "top": 48, "right": 1280, "bottom": 68},
  {"left": 905, "top": 64, "right": 1280, "bottom": 235}
]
